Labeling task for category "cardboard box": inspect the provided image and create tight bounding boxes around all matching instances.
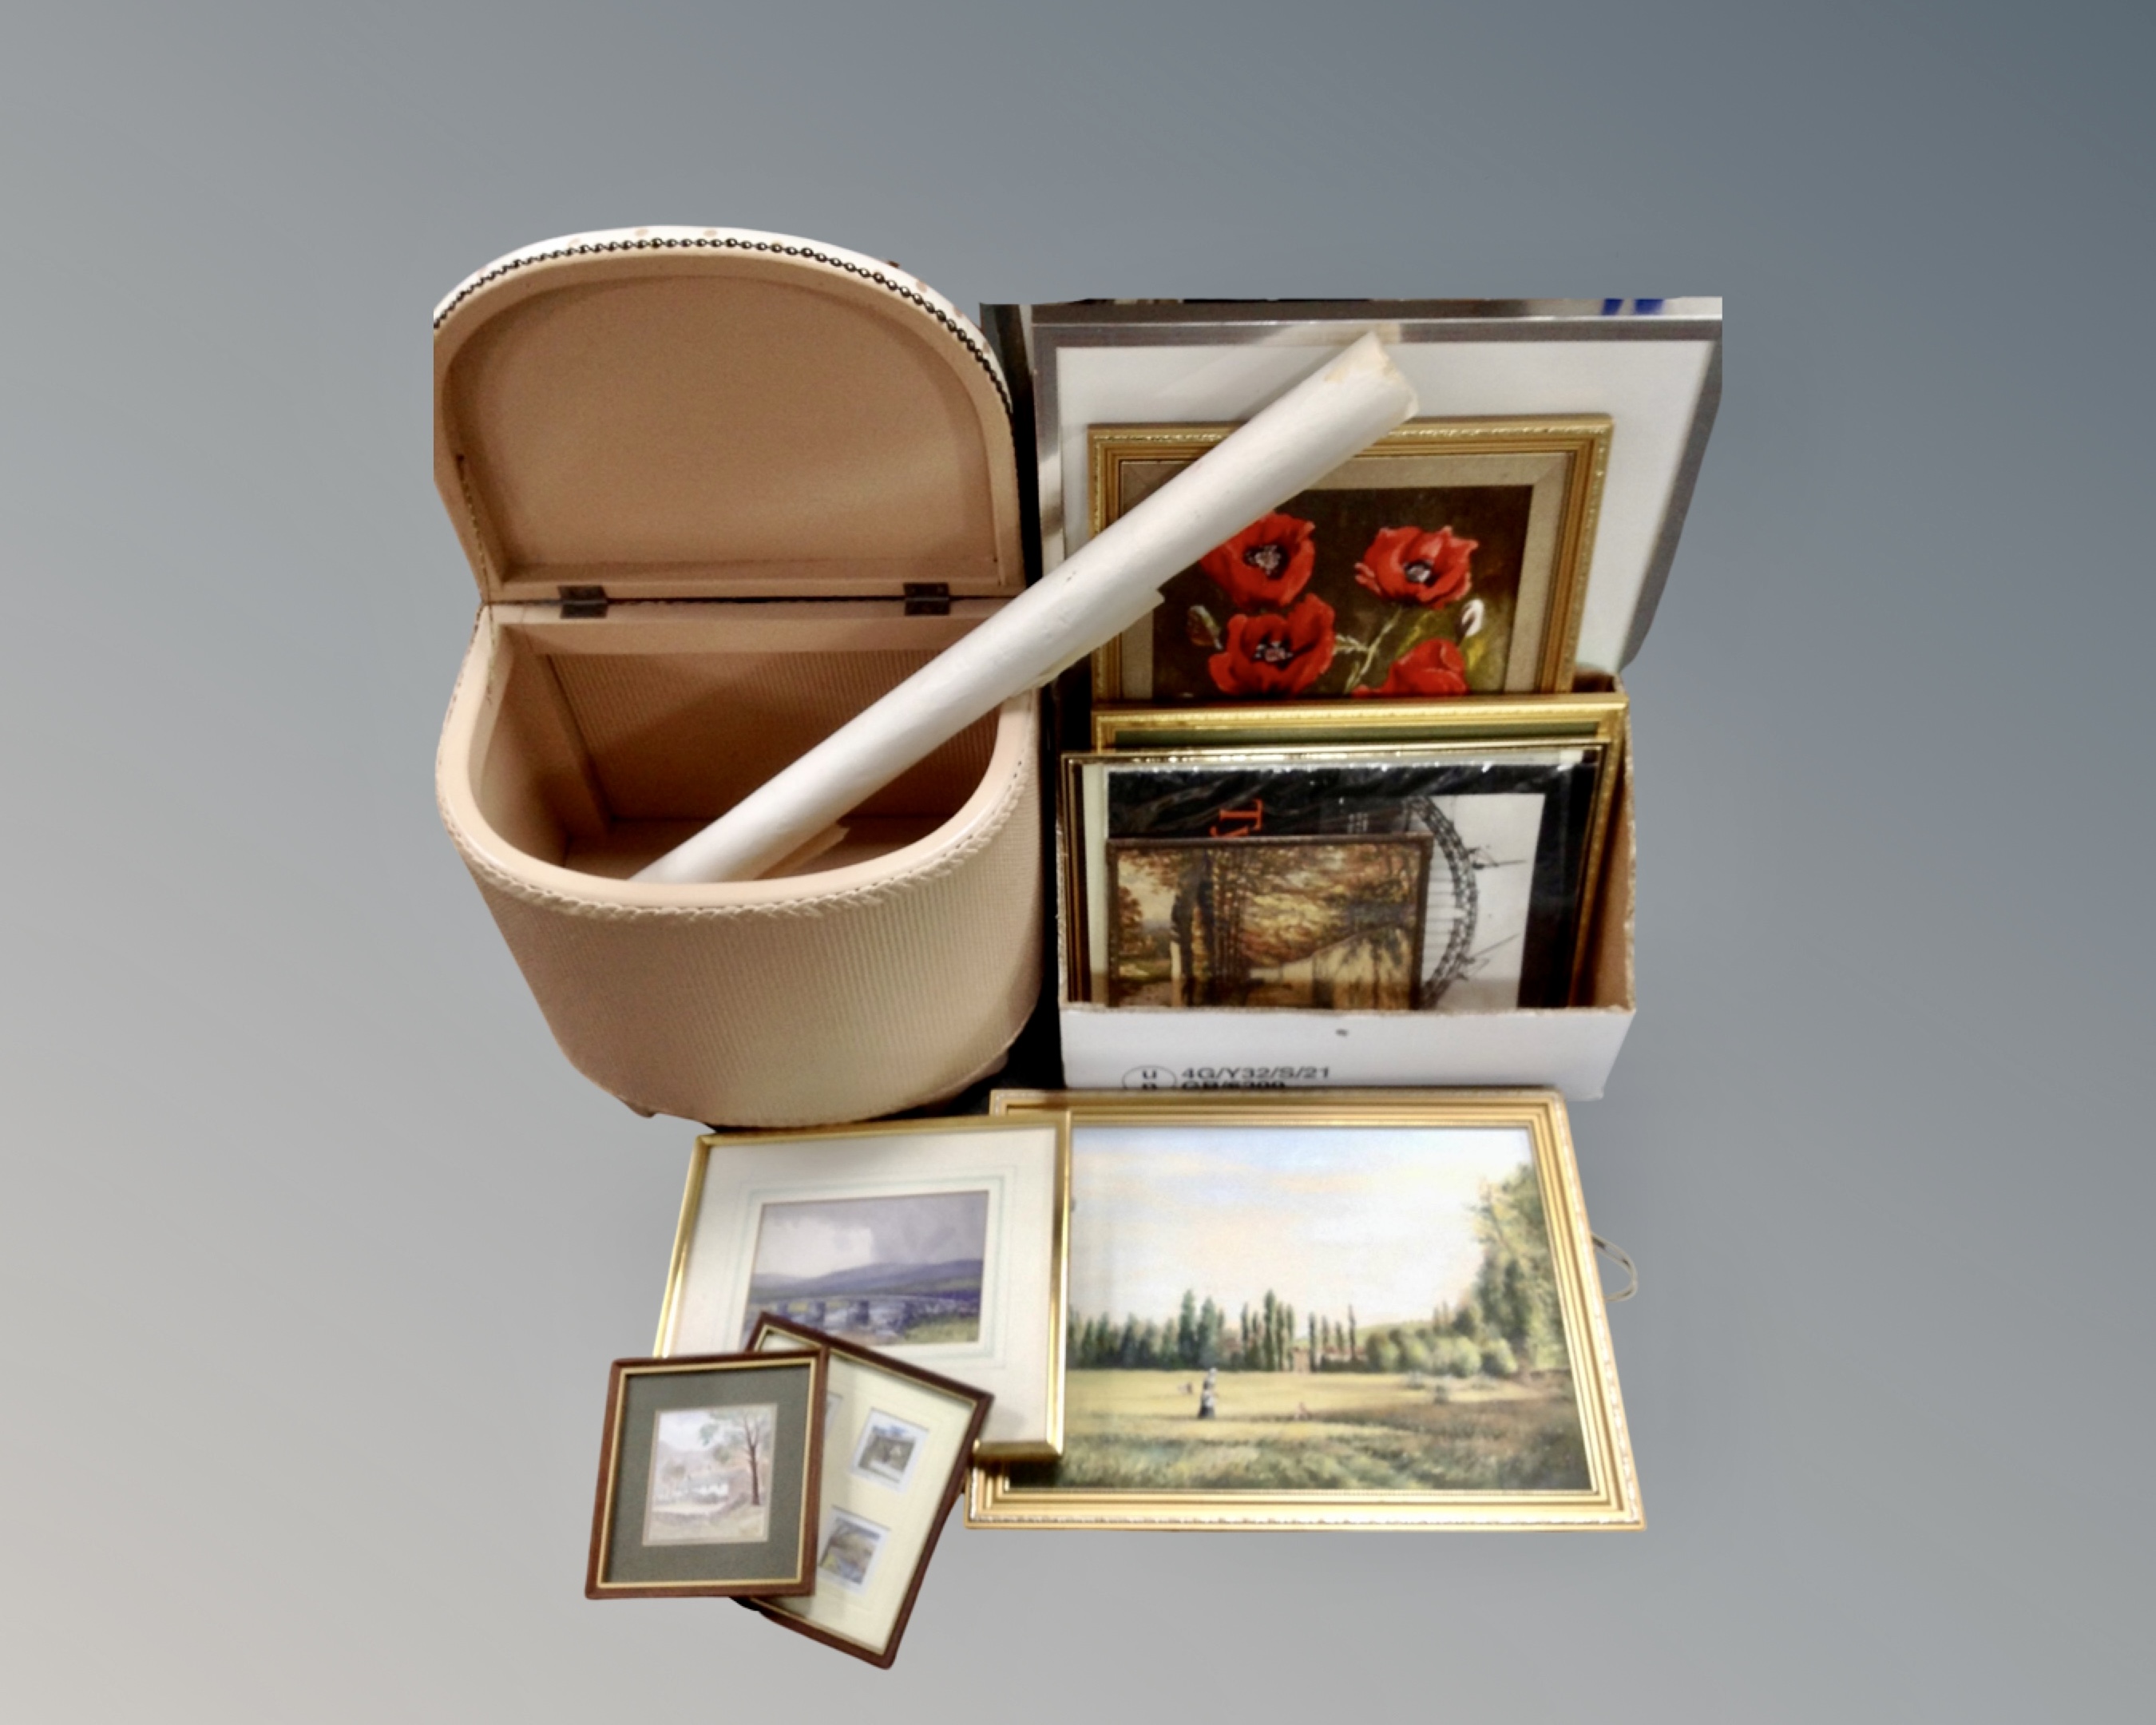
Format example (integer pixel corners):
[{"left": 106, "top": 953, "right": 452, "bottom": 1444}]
[{"left": 998, "top": 299, "right": 1719, "bottom": 1099}]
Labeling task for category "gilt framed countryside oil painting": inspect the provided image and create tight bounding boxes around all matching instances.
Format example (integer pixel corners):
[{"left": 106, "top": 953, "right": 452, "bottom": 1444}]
[
  {"left": 655, "top": 1116, "right": 1068, "bottom": 1461},
  {"left": 969, "top": 1091, "right": 1638, "bottom": 1531},
  {"left": 1088, "top": 418, "right": 1610, "bottom": 704}
]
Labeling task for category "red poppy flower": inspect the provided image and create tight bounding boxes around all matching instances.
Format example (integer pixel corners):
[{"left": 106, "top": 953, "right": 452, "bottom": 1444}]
[
  {"left": 1199, "top": 513, "right": 1319, "bottom": 609},
  {"left": 1355, "top": 636, "right": 1469, "bottom": 699},
  {"left": 1208, "top": 597, "right": 1336, "bottom": 696},
  {"left": 1353, "top": 525, "right": 1476, "bottom": 607}
]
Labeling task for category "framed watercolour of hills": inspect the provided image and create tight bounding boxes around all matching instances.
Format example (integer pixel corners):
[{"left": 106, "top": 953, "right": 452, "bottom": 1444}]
[
  {"left": 969, "top": 1089, "right": 1639, "bottom": 1531},
  {"left": 656, "top": 1117, "right": 1070, "bottom": 1462}
]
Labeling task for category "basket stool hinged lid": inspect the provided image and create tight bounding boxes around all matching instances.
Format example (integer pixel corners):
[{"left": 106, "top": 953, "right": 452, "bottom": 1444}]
[{"left": 432, "top": 228, "right": 1025, "bottom": 608}]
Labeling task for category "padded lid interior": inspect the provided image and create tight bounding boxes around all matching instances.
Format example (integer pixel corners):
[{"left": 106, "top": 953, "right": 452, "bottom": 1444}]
[{"left": 434, "top": 230, "right": 1024, "bottom": 603}]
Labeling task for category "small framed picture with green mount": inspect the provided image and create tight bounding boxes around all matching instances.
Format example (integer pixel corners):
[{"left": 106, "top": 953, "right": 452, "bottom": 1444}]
[
  {"left": 585, "top": 1349, "right": 828, "bottom": 1600},
  {"left": 1088, "top": 417, "right": 1610, "bottom": 704}
]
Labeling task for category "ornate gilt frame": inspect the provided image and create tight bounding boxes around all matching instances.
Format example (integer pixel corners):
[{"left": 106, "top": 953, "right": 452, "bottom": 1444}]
[
  {"left": 967, "top": 1089, "right": 1640, "bottom": 1532},
  {"left": 1088, "top": 416, "right": 1611, "bottom": 700}
]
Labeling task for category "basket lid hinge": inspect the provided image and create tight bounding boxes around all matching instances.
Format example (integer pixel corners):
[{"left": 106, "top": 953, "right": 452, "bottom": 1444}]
[
  {"left": 558, "top": 585, "right": 608, "bottom": 619},
  {"left": 903, "top": 581, "right": 951, "bottom": 616}
]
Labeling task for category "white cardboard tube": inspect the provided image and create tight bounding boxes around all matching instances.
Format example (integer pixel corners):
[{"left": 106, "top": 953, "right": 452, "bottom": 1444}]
[{"left": 634, "top": 332, "right": 1419, "bottom": 886}]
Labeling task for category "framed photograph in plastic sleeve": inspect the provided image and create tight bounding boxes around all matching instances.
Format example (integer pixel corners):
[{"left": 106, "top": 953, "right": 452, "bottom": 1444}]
[
  {"left": 967, "top": 1090, "right": 1639, "bottom": 1532},
  {"left": 748, "top": 1315, "right": 993, "bottom": 1668},
  {"left": 1062, "top": 726, "right": 1619, "bottom": 1013}
]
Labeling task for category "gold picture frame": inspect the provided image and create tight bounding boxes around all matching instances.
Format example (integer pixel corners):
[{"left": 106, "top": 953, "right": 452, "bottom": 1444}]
[
  {"left": 1071, "top": 690, "right": 1627, "bottom": 1013},
  {"left": 1090, "top": 687, "right": 1628, "bottom": 755},
  {"left": 967, "top": 1090, "right": 1639, "bottom": 1532},
  {"left": 1062, "top": 701, "right": 1623, "bottom": 1013},
  {"left": 1089, "top": 416, "right": 1611, "bottom": 703},
  {"left": 653, "top": 1115, "right": 1070, "bottom": 1462}
]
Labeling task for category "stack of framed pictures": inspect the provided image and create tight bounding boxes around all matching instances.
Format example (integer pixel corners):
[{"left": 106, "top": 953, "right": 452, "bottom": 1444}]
[
  {"left": 594, "top": 1088, "right": 1638, "bottom": 1662},
  {"left": 1064, "top": 693, "right": 1627, "bottom": 1017},
  {"left": 585, "top": 1326, "right": 995, "bottom": 1668},
  {"left": 989, "top": 296, "right": 1720, "bottom": 1100}
]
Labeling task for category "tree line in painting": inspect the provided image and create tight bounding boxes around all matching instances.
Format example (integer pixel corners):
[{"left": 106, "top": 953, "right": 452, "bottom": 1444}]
[{"left": 1066, "top": 1165, "right": 1568, "bottom": 1378}]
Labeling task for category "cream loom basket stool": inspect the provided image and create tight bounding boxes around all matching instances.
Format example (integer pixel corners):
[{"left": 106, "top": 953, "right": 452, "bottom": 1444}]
[{"left": 433, "top": 228, "right": 1042, "bottom": 1128}]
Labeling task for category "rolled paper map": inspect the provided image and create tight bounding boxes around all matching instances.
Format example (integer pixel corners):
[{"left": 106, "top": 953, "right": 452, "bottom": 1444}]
[{"left": 634, "top": 331, "right": 1419, "bottom": 886}]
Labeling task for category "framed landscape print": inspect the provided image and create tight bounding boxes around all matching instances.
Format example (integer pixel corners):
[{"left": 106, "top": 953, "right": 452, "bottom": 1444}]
[
  {"left": 1088, "top": 418, "right": 1610, "bottom": 703},
  {"left": 1063, "top": 735, "right": 1616, "bottom": 1013},
  {"left": 586, "top": 1350, "right": 826, "bottom": 1597},
  {"left": 654, "top": 1117, "right": 1068, "bottom": 1461},
  {"left": 968, "top": 1091, "right": 1639, "bottom": 1531},
  {"left": 749, "top": 1315, "right": 993, "bottom": 1668}
]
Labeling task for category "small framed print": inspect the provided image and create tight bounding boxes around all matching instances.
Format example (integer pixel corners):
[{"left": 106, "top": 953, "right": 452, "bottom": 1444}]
[
  {"left": 968, "top": 1090, "right": 1639, "bottom": 1533},
  {"left": 751, "top": 1314, "right": 993, "bottom": 1668},
  {"left": 585, "top": 1350, "right": 826, "bottom": 1599},
  {"left": 1088, "top": 418, "right": 1609, "bottom": 703},
  {"left": 654, "top": 1116, "right": 1068, "bottom": 1461},
  {"left": 1062, "top": 730, "right": 1617, "bottom": 1013}
]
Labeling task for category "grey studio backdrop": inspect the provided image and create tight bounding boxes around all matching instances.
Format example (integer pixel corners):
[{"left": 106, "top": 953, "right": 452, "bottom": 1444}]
[{"left": 2, "top": 3, "right": 2149, "bottom": 1719}]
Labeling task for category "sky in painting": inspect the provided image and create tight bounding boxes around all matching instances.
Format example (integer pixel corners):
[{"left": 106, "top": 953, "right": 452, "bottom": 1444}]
[
  {"left": 749, "top": 1190, "right": 989, "bottom": 1282},
  {"left": 652, "top": 1406, "right": 760, "bottom": 1456},
  {"left": 1067, "top": 1124, "right": 1535, "bottom": 1326}
]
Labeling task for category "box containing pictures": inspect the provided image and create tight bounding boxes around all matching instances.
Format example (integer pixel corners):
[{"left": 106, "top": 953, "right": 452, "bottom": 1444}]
[{"left": 991, "top": 299, "right": 1719, "bottom": 1098}]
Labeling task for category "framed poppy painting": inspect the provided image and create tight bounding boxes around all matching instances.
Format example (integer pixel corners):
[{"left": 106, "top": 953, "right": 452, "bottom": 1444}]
[{"left": 1088, "top": 418, "right": 1610, "bottom": 703}]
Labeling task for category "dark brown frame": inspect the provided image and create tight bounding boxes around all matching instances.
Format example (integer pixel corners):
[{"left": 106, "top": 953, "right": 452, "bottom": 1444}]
[
  {"left": 585, "top": 1349, "right": 828, "bottom": 1600},
  {"left": 746, "top": 1315, "right": 993, "bottom": 1668}
]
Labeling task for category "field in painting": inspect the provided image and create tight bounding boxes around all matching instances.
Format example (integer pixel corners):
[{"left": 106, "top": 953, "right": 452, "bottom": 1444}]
[{"left": 1038, "top": 1369, "right": 1588, "bottom": 1493}]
